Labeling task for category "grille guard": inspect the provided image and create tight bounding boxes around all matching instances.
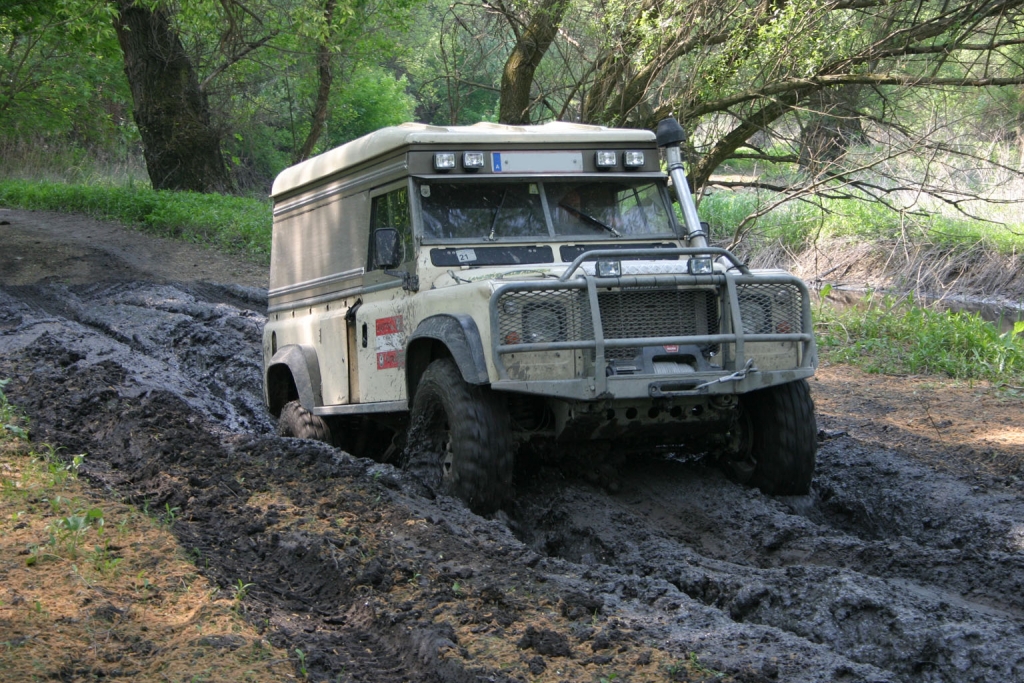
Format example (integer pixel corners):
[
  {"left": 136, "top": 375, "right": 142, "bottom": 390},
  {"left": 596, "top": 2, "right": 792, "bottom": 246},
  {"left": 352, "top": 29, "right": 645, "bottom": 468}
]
[{"left": 488, "top": 248, "right": 816, "bottom": 400}]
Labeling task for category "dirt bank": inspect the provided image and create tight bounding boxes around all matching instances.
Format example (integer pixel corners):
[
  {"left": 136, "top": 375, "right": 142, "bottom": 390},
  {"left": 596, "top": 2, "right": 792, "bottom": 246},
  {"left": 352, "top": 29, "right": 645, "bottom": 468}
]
[{"left": 2, "top": 206, "right": 1023, "bottom": 682}]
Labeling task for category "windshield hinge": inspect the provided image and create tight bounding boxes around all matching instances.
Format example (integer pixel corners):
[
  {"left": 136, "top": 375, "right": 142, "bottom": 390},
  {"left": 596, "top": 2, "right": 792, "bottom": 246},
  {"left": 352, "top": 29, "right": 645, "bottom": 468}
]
[{"left": 384, "top": 269, "right": 419, "bottom": 292}]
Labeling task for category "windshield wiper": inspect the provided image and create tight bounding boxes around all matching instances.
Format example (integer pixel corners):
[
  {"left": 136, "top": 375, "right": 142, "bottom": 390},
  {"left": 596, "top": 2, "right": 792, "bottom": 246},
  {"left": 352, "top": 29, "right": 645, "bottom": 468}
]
[
  {"left": 558, "top": 203, "right": 621, "bottom": 237},
  {"left": 485, "top": 189, "right": 509, "bottom": 241}
]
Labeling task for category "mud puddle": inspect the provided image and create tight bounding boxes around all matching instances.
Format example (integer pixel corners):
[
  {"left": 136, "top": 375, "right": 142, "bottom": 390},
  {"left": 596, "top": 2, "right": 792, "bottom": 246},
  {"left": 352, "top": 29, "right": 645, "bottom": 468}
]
[{"left": 1, "top": 277, "right": 1023, "bottom": 681}]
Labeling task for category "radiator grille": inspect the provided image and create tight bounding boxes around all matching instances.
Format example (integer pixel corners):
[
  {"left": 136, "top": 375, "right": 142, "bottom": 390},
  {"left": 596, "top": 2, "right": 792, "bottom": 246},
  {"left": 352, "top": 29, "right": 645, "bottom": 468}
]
[
  {"left": 598, "top": 289, "right": 717, "bottom": 359},
  {"left": 496, "top": 287, "right": 719, "bottom": 359}
]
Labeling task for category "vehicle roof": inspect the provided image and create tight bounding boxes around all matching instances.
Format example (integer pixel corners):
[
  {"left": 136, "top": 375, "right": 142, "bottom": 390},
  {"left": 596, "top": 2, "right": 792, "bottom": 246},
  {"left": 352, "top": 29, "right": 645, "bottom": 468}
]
[{"left": 271, "top": 121, "right": 658, "bottom": 198}]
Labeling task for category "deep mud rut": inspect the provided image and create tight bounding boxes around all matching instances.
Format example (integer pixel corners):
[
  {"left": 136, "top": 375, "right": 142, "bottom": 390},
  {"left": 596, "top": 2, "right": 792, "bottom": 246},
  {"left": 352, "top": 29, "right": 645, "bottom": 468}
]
[{"left": 2, "top": 208, "right": 1024, "bottom": 682}]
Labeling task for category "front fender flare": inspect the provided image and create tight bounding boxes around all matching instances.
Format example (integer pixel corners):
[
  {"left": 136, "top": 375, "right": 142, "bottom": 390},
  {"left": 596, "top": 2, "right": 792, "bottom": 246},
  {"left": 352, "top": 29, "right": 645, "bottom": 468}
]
[
  {"left": 265, "top": 344, "right": 322, "bottom": 415},
  {"left": 407, "top": 314, "right": 489, "bottom": 396}
]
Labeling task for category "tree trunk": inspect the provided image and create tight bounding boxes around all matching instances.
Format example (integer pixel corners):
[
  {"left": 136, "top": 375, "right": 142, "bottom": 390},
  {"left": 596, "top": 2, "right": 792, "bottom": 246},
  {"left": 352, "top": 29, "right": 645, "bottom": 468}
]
[
  {"left": 498, "top": 0, "right": 569, "bottom": 125},
  {"left": 294, "top": 0, "right": 337, "bottom": 164},
  {"left": 797, "top": 87, "right": 866, "bottom": 175},
  {"left": 113, "top": 0, "right": 232, "bottom": 193}
]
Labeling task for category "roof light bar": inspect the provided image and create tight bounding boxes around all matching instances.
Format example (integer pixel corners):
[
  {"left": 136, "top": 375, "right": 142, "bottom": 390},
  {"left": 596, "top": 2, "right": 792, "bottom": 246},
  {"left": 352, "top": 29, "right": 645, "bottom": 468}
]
[
  {"left": 433, "top": 152, "right": 457, "bottom": 170},
  {"left": 623, "top": 150, "right": 645, "bottom": 168},
  {"left": 462, "top": 151, "right": 485, "bottom": 169},
  {"left": 595, "top": 150, "right": 617, "bottom": 168}
]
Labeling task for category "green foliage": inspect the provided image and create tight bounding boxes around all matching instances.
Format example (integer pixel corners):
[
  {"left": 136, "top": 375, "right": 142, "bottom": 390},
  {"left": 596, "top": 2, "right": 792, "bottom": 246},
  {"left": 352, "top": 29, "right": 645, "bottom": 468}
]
[
  {"left": 233, "top": 579, "right": 255, "bottom": 602},
  {"left": 47, "top": 507, "right": 105, "bottom": 559},
  {"left": 162, "top": 503, "right": 180, "bottom": 528},
  {"left": 0, "top": 0, "right": 127, "bottom": 145},
  {"left": 326, "top": 67, "right": 417, "bottom": 147},
  {"left": 397, "top": 0, "right": 501, "bottom": 125},
  {"left": 816, "top": 294, "right": 1024, "bottom": 383},
  {"left": 0, "top": 180, "right": 272, "bottom": 261},
  {"left": 0, "top": 378, "right": 27, "bottom": 440}
]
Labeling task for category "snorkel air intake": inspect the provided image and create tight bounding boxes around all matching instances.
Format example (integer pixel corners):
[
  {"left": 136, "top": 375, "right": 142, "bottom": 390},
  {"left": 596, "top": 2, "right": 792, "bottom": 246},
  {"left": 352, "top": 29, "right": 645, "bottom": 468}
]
[{"left": 657, "top": 116, "right": 708, "bottom": 249}]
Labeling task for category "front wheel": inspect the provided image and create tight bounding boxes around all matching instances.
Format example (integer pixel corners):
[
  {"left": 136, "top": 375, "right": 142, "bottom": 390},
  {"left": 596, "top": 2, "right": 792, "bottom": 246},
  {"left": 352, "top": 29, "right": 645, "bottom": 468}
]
[
  {"left": 405, "top": 358, "right": 512, "bottom": 513},
  {"left": 724, "top": 379, "right": 816, "bottom": 495},
  {"left": 278, "top": 400, "right": 334, "bottom": 445}
]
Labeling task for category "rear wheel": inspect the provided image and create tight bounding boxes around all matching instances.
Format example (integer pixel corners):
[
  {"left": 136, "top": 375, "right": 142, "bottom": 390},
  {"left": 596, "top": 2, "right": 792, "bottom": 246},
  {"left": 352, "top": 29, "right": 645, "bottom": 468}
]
[
  {"left": 405, "top": 358, "right": 512, "bottom": 513},
  {"left": 278, "top": 400, "right": 334, "bottom": 444},
  {"left": 724, "top": 379, "right": 816, "bottom": 495}
]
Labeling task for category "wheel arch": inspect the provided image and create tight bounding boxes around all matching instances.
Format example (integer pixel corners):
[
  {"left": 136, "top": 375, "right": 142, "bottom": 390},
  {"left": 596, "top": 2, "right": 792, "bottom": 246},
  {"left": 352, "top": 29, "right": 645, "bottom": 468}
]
[
  {"left": 406, "top": 314, "right": 489, "bottom": 401},
  {"left": 265, "top": 344, "right": 323, "bottom": 416}
]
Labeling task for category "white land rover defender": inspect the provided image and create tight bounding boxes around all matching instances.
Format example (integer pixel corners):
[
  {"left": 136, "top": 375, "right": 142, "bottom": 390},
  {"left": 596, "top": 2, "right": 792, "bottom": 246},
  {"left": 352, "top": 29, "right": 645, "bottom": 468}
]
[{"left": 263, "top": 117, "right": 817, "bottom": 512}]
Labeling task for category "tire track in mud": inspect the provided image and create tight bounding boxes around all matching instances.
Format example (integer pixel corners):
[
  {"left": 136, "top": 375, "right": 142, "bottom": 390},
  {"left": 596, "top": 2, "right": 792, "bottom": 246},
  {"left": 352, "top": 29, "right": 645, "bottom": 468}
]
[
  {"left": 512, "top": 452, "right": 1024, "bottom": 680},
  {"left": 2, "top": 280, "right": 1024, "bottom": 682},
  {"left": 0, "top": 284, "right": 490, "bottom": 682}
]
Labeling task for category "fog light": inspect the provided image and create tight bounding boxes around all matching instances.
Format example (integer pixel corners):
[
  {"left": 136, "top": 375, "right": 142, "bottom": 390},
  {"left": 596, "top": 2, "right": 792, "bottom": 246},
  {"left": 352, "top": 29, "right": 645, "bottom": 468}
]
[
  {"left": 597, "top": 260, "right": 621, "bottom": 277},
  {"left": 463, "top": 151, "right": 485, "bottom": 168},
  {"left": 595, "top": 151, "right": 617, "bottom": 168},
  {"left": 687, "top": 256, "right": 713, "bottom": 275},
  {"left": 623, "top": 151, "right": 645, "bottom": 167},
  {"left": 433, "top": 152, "right": 456, "bottom": 170}
]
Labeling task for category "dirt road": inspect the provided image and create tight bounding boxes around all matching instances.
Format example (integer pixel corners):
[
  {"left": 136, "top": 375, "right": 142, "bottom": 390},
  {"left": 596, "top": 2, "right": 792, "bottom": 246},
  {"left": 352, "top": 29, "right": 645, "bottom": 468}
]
[{"left": 2, "top": 207, "right": 1024, "bottom": 682}]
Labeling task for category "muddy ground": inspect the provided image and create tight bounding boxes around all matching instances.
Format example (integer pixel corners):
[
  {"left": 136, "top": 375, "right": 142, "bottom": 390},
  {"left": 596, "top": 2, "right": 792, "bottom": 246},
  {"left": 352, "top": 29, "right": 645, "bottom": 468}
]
[{"left": 2, "top": 207, "right": 1024, "bottom": 682}]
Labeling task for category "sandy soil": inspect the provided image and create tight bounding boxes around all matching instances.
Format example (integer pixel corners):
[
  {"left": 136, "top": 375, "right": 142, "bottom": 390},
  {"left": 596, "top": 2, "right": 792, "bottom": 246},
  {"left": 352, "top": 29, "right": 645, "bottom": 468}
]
[{"left": 1, "top": 206, "right": 1023, "bottom": 682}]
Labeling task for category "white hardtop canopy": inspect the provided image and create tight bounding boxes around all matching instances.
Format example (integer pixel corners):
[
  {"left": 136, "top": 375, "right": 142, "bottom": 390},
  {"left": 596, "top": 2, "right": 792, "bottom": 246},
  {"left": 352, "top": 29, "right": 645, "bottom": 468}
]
[{"left": 271, "top": 121, "right": 657, "bottom": 198}]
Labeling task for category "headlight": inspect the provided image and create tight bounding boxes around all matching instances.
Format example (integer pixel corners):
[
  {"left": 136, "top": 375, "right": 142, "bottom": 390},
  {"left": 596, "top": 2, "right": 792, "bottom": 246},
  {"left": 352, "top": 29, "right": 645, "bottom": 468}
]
[
  {"left": 463, "top": 151, "right": 485, "bottom": 169},
  {"left": 687, "top": 256, "right": 713, "bottom": 274},
  {"left": 523, "top": 302, "right": 565, "bottom": 343},
  {"left": 596, "top": 260, "right": 621, "bottom": 277}
]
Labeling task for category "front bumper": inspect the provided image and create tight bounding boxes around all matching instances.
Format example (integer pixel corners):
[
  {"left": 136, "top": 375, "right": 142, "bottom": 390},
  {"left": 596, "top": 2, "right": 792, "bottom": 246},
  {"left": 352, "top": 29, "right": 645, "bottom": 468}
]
[{"left": 488, "top": 249, "right": 816, "bottom": 401}]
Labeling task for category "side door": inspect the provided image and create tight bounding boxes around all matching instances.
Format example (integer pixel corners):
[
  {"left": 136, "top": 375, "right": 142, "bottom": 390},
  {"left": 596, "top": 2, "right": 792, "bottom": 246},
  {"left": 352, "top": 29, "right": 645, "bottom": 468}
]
[{"left": 356, "top": 182, "right": 416, "bottom": 403}]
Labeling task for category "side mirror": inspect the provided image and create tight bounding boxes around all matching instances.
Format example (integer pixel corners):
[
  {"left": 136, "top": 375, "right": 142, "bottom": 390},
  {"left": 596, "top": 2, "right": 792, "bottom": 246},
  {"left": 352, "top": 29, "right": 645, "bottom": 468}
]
[{"left": 372, "top": 227, "right": 402, "bottom": 270}]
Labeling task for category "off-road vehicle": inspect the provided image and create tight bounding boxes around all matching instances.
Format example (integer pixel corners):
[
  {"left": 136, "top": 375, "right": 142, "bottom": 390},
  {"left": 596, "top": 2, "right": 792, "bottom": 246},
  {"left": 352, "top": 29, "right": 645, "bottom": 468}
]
[{"left": 262, "top": 117, "right": 817, "bottom": 512}]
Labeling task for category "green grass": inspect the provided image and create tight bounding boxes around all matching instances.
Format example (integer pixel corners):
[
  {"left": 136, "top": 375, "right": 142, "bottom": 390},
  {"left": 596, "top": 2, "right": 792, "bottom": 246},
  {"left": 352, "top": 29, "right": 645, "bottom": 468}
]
[
  {"left": 0, "top": 180, "right": 272, "bottom": 263},
  {"left": 815, "top": 288, "right": 1024, "bottom": 383}
]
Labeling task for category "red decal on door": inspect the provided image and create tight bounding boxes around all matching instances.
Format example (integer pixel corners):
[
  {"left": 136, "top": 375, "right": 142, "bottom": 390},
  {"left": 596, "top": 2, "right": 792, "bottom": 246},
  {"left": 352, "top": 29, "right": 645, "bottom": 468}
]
[{"left": 376, "top": 316, "right": 402, "bottom": 336}]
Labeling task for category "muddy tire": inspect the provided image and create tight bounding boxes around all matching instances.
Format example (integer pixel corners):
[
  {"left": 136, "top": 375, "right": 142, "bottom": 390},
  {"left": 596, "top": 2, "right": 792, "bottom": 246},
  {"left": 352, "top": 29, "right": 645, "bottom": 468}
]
[
  {"left": 405, "top": 358, "right": 512, "bottom": 513},
  {"left": 278, "top": 400, "right": 334, "bottom": 444},
  {"left": 727, "top": 379, "right": 816, "bottom": 495}
]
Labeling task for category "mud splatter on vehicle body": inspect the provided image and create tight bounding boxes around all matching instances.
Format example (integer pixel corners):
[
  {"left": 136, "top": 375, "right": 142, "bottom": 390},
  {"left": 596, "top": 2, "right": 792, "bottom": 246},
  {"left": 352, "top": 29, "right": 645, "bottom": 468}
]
[{"left": 263, "top": 119, "right": 817, "bottom": 511}]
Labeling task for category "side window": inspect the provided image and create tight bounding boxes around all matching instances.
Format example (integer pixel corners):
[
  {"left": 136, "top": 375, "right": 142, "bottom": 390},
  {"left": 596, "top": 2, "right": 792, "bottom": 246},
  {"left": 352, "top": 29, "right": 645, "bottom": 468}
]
[{"left": 369, "top": 187, "right": 412, "bottom": 268}]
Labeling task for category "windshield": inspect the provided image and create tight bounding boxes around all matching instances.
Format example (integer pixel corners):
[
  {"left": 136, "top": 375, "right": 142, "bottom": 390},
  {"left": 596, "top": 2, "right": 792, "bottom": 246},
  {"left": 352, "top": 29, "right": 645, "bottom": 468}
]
[{"left": 418, "top": 180, "right": 676, "bottom": 241}]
